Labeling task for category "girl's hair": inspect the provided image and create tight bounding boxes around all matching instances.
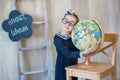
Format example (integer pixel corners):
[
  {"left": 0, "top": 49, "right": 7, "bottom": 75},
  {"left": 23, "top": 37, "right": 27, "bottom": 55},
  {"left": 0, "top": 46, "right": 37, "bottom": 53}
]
[{"left": 63, "top": 9, "right": 79, "bottom": 24}]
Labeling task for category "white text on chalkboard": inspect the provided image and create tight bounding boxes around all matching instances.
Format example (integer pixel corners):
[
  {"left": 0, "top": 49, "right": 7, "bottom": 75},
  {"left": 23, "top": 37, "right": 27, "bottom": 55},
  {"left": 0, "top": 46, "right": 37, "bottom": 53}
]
[
  {"left": 11, "top": 25, "right": 29, "bottom": 36},
  {"left": 8, "top": 15, "right": 27, "bottom": 26}
]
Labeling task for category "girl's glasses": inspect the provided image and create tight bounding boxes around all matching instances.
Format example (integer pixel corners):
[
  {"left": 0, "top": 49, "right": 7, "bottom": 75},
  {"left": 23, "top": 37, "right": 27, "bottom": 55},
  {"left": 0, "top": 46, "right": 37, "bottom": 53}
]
[{"left": 62, "top": 18, "right": 76, "bottom": 27}]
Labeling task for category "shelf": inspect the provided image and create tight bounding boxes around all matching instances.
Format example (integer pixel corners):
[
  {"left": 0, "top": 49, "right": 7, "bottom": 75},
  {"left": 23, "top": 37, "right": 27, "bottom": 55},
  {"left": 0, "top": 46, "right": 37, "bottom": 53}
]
[
  {"left": 19, "top": 46, "right": 46, "bottom": 51},
  {"left": 21, "top": 70, "right": 48, "bottom": 75}
]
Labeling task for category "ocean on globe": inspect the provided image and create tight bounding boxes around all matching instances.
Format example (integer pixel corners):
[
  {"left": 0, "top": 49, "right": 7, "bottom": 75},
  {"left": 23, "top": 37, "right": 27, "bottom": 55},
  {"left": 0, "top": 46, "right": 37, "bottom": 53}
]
[{"left": 71, "top": 20, "right": 103, "bottom": 51}]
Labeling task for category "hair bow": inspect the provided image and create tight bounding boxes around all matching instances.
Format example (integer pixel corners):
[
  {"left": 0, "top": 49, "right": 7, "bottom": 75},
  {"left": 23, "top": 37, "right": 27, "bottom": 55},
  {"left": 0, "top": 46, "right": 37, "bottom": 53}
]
[{"left": 65, "top": 9, "right": 75, "bottom": 15}]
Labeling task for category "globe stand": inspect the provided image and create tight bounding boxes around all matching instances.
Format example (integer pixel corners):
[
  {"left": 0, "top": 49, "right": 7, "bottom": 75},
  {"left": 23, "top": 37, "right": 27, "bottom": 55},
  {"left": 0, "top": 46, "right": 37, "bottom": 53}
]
[{"left": 78, "top": 56, "right": 97, "bottom": 69}]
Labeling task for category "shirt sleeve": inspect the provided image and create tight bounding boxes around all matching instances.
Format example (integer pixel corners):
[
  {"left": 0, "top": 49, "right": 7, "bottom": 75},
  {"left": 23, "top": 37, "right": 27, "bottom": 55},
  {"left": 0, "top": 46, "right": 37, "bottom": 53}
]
[{"left": 54, "top": 36, "right": 81, "bottom": 59}]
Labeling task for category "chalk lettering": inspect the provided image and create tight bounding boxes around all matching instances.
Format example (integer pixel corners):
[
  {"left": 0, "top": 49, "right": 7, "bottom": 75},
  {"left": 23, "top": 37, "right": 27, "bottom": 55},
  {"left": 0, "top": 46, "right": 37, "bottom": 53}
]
[
  {"left": 11, "top": 25, "right": 29, "bottom": 36},
  {"left": 8, "top": 15, "right": 27, "bottom": 26}
]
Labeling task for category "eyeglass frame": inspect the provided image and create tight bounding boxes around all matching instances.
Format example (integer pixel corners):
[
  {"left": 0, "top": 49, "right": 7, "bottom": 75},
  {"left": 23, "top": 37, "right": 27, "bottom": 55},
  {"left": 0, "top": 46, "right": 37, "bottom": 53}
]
[{"left": 62, "top": 18, "right": 76, "bottom": 27}]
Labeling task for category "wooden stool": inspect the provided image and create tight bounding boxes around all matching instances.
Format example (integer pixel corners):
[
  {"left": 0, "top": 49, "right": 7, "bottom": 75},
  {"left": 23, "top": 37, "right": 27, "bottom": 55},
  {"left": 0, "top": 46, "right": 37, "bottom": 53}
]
[{"left": 65, "top": 33, "right": 119, "bottom": 80}]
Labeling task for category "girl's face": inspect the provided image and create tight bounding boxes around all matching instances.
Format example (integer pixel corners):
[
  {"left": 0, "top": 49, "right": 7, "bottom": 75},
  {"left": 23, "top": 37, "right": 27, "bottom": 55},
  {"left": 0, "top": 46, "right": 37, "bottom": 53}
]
[{"left": 61, "top": 15, "right": 77, "bottom": 34}]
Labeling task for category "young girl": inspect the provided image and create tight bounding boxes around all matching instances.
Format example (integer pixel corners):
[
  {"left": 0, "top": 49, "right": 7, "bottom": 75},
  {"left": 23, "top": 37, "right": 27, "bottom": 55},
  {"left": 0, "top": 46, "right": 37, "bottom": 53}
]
[{"left": 54, "top": 9, "right": 99, "bottom": 80}]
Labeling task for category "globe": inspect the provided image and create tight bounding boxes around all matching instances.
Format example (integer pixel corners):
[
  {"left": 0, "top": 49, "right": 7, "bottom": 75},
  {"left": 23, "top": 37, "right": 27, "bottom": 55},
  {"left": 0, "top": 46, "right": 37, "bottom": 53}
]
[{"left": 71, "top": 19, "right": 103, "bottom": 53}]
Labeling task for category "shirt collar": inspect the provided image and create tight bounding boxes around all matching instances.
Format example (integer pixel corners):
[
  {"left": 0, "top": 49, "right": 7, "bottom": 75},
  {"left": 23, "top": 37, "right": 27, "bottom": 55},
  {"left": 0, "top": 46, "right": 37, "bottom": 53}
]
[{"left": 56, "top": 32, "right": 70, "bottom": 40}]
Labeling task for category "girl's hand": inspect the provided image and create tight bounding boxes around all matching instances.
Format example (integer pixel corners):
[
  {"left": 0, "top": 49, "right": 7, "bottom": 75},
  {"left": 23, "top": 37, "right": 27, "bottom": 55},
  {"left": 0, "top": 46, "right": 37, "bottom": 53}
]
[{"left": 82, "top": 42, "right": 100, "bottom": 57}]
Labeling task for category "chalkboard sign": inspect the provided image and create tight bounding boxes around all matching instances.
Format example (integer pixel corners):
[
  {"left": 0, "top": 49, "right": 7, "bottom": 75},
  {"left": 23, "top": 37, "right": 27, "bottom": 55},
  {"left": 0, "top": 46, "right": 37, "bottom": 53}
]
[{"left": 2, "top": 10, "right": 33, "bottom": 41}]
